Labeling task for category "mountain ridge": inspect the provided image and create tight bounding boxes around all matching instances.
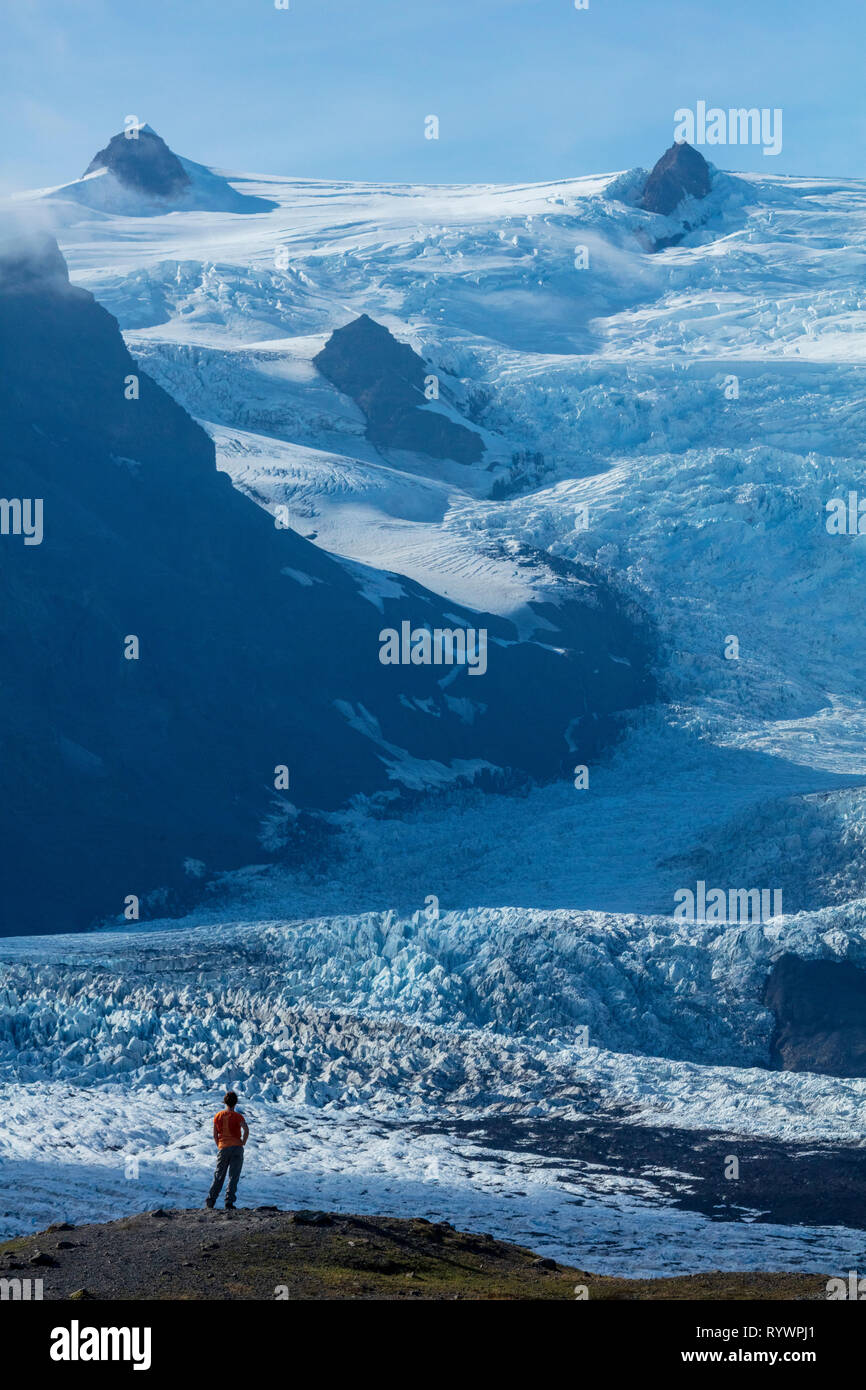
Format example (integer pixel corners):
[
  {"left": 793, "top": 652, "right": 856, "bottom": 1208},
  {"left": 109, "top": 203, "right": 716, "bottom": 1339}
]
[{"left": 0, "top": 233, "right": 657, "bottom": 932}]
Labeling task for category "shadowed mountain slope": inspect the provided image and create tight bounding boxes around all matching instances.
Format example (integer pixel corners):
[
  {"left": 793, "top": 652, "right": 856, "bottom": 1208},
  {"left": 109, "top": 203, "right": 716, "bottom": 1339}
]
[{"left": 0, "top": 237, "right": 657, "bottom": 932}]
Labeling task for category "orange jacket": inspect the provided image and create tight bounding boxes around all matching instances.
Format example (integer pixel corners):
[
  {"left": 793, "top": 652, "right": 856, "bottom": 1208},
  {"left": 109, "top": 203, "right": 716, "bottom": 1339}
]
[{"left": 213, "top": 1108, "right": 247, "bottom": 1148}]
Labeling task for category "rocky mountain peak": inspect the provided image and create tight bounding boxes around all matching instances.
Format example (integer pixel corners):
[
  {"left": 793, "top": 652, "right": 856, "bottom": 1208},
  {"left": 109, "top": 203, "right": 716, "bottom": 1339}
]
[
  {"left": 640, "top": 141, "right": 712, "bottom": 216},
  {"left": 83, "top": 125, "right": 191, "bottom": 199}
]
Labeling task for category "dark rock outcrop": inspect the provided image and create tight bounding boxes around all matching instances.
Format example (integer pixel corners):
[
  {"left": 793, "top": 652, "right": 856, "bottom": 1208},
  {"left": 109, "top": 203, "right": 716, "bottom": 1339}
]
[
  {"left": 640, "top": 141, "right": 712, "bottom": 217},
  {"left": 78, "top": 125, "right": 277, "bottom": 214},
  {"left": 84, "top": 126, "right": 191, "bottom": 200},
  {"left": 763, "top": 953, "right": 866, "bottom": 1076},
  {"left": 0, "top": 237, "right": 655, "bottom": 932},
  {"left": 314, "top": 314, "right": 484, "bottom": 464}
]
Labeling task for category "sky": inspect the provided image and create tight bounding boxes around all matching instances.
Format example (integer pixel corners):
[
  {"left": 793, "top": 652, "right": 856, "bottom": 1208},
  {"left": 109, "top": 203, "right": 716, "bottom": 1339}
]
[{"left": 2, "top": 0, "right": 866, "bottom": 192}]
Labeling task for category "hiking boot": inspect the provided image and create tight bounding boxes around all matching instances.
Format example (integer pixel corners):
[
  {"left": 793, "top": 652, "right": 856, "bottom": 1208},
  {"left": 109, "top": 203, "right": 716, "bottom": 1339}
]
[{"left": 205, "top": 1199, "right": 214, "bottom": 1209}]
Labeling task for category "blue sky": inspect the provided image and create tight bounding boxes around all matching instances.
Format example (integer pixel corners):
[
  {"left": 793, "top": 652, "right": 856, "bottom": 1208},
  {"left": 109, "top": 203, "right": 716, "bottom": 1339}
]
[{"left": 3, "top": 0, "right": 865, "bottom": 191}]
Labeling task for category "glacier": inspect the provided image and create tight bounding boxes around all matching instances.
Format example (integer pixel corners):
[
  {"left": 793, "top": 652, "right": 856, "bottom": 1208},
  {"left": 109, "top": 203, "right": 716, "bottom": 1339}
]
[
  {"left": 6, "top": 138, "right": 866, "bottom": 1276},
  {"left": 3, "top": 905, "right": 866, "bottom": 1274}
]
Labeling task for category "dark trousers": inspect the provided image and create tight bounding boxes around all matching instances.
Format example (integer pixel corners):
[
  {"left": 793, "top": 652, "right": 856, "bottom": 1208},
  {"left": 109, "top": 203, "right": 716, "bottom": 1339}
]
[{"left": 207, "top": 1145, "right": 244, "bottom": 1207}]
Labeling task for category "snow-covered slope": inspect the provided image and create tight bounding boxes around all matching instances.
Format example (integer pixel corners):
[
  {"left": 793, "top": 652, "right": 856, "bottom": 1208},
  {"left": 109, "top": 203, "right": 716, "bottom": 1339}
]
[{"left": 24, "top": 155, "right": 866, "bottom": 758}]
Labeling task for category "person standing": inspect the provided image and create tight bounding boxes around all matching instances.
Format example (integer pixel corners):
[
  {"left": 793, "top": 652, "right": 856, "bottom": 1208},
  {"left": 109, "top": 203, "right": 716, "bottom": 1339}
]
[{"left": 205, "top": 1091, "right": 249, "bottom": 1210}]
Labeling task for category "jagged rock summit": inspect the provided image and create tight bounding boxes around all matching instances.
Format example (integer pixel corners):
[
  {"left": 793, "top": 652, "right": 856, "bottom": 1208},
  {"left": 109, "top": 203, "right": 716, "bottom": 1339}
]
[
  {"left": 314, "top": 314, "right": 485, "bottom": 464},
  {"left": 57, "top": 124, "right": 278, "bottom": 215},
  {"left": 83, "top": 124, "right": 191, "bottom": 199},
  {"left": 640, "top": 141, "right": 712, "bottom": 216}
]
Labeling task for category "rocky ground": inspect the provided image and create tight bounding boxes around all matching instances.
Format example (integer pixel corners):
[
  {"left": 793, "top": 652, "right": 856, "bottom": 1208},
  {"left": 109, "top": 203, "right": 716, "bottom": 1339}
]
[
  {"left": 0, "top": 1209, "right": 827, "bottom": 1300},
  {"left": 420, "top": 1113, "right": 866, "bottom": 1228}
]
